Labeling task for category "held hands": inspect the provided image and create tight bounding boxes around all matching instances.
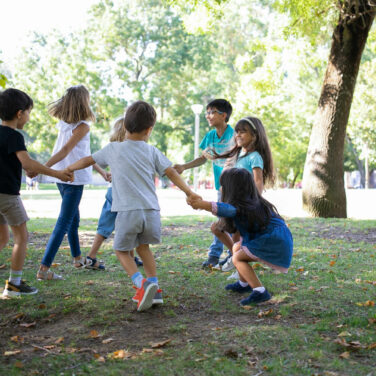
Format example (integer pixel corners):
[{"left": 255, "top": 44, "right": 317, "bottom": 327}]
[
  {"left": 172, "top": 164, "right": 184, "bottom": 174},
  {"left": 186, "top": 194, "right": 203, "bottom": 210},
  {"left": 57, "top": 168, "right": 74, "bottom": 182},
  {"left": 26, "top": 171, "right": 39, "bottom": 179},
  {"left": 104, "top": 171, "right": 112, "bottom": 182}
]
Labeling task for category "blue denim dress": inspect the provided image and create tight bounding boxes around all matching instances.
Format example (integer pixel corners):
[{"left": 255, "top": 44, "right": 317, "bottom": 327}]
[{"left": 213, "top": 202, "right": 293, "bottom": 270}]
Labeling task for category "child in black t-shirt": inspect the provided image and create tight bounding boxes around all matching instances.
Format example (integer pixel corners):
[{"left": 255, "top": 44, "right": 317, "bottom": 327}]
[{"left": 0, "top": 88, "right": 73, "bottom": 298}]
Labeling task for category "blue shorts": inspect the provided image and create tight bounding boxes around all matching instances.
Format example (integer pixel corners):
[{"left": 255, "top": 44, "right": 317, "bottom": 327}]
[{"left": 97, "top": 187, "right": 117, "bottom": 238}]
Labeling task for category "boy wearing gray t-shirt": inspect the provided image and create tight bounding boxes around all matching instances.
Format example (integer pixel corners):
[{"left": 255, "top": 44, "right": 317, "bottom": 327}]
[{"left": 68, "top": 101, "right": 200, "bottom": 312}]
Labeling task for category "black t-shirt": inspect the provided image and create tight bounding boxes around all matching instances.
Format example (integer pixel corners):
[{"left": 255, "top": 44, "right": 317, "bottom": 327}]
[{"left": 0, "top": 126, "right": 27, "bottom": 195}]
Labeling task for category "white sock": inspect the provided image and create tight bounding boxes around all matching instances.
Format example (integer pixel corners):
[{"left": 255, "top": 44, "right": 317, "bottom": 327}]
[
  {"left": 253, "top": 286, "right": 266, "bottom": 293},
  {"left": 239, "top": 280, "right": 249, "bottom": 287},
  {"left": 9, "top": 269, "right": 22, "bottom": 286}
]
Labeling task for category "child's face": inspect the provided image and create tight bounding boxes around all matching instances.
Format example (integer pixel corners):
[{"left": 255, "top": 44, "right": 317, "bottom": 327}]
[
  {"left": 16, "top": 108, "right": 32, "bottom": 129},
  {"left": 235, "top": 127, "right": 255, "bottom": 149},
  {"left": 205, "top": 107, "right": 227, "bottom": 128}
]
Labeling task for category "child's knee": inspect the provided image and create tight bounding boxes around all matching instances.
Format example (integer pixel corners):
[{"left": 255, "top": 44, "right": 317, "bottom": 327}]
[{"left": 210, "top": 222, "right": 221, "bottom": 236}]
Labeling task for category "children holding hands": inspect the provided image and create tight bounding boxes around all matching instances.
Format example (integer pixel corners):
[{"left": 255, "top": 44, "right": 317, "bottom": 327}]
[{"left": 67, "top": 100, "right": 200, "bottom": 311}]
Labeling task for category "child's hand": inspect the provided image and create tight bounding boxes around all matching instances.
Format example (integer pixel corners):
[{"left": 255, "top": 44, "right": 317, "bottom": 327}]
[
  {"left": 104, "top": 172, "right": 112, "bottom": 182},
  {"left": 26, "top": 171, "right": 38, "bottom": 178},
  {"left": 188, "top": 192, "right": 202, "bottom": 202},
  {"left": 186, "top": 196, "right": 203, "bottom": 209},
  {"left": 57, "top": 169, "right": 74, "bottom": 182},
  {"left": 172, "top": 164, "right": 184, "bottom": 174}
]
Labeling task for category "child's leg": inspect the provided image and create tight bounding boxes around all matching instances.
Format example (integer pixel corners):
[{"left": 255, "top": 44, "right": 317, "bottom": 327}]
[
  {"left": 88, "top": 233, "right": 106, "bottom": 259},
  {"left": 0, "top": 223, "right": 10, "bottom": 250},
  {"left": 115, "top": 250, "right": 138, "bottom": 276},
  {"left": 233, "top": 250, "right": 262, "bottom": 288},
  {"left": 40, "top": 184, "right": 83, "bottom": 271},
  {"left": 135, "top": 244, "right": 156, "bottom": 278},
  {"left": 210, "top": 222, "right": 233, "bottom": 252},
  {"left": 67, "top": 209, "right": 82, "bottom": 265},
  {"left": 9, "top": 222, "right": 28, "bottom": 272},
  {"left": 89, "top": 188, "right": 116, "bottom": 260}
]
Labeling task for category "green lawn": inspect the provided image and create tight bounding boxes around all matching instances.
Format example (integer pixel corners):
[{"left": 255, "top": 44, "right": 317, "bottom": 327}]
[{"left": 0, "top": 216, "right": 375, "bottom": 375}]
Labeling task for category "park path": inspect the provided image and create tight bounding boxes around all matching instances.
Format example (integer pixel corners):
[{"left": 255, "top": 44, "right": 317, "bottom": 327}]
[{"left": 21, "top": 188, "right": 376, "bottom": 220}]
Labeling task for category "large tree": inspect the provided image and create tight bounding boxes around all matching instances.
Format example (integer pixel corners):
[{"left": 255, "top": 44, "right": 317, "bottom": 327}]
[{"left": 300, "top": 0, "right": 376, "bottom": 217}]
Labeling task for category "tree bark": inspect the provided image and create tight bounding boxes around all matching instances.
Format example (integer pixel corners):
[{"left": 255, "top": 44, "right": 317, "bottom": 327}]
[{"left": 302, "top": 0, "right": 375, "bottom": 217}]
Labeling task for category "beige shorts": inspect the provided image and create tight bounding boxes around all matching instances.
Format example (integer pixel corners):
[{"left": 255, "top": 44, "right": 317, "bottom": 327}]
[
  {"left": 114, "top": 209, "right": 161, "bottom": 251},
  {"left": 0, "top": 193, "right": 29, "bottom": 226}
]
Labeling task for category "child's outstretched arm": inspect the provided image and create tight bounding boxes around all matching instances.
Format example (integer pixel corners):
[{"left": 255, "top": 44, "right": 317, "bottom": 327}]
[
  {"left": 164, "top": 166, "right": 201, "bottom": 201},
  {"left": 67, "top": 156, "right": 96, "bottom": 172},
  {"left": 187, "top": 197, "right": 212, "bottom": 212},
  {"left": 45, "top": 123, "right": 89, "bottom": 167},
  {"left": 16, "top": 151, "right": 74, "bottom": 182},
  {"left": 173, "top": 155, "right": 206, "bottom": 174}
]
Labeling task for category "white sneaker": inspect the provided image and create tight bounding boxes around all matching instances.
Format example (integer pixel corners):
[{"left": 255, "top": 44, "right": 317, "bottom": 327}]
[
  {"left": 227, "top": 270, "right": 239, "bottom": 280},
  {"left": 221, "top": 256, "right": 235, "bottom": 272}
]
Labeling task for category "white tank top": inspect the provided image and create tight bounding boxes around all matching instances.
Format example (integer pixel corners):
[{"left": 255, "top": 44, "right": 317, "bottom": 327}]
[{"left": 47, "top": 120, "right": 92, "bottom": 185}]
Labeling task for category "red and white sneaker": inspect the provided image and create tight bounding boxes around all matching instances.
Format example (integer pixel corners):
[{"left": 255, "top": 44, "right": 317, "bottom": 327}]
[
  {"left": 133, "top": 286, "right": 163, "bottom": 305},
  {"left": 134, "top": 279, "right": 158, "bottom": 312}
]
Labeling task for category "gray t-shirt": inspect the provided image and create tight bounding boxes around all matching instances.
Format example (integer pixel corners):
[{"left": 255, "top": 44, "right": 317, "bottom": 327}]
[{"left": 92, "top": 140, "right": 172, "bottom": 211}]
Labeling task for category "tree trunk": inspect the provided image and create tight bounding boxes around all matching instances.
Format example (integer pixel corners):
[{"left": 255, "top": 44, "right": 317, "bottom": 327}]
[{"left": 302, "top": 1, "right": 375, "bottom": 217}]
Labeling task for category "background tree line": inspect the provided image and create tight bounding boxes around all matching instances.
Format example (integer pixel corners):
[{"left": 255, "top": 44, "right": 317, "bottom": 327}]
[{"left": 1, "top": 0, "right": 375, "bottom": 216}]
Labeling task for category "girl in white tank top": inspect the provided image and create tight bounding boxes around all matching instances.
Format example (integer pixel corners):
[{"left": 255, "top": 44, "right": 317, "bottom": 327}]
[{"left": 37, "top": 85, "right": 108, "bottom": 281}]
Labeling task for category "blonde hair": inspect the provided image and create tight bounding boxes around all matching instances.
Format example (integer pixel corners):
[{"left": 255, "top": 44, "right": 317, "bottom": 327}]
[
  {"left": 109, "top": 117, "right": 126, "bottom": 142},
  {"left": 48, "top": 85, "right": 95, "bottom": 123}
]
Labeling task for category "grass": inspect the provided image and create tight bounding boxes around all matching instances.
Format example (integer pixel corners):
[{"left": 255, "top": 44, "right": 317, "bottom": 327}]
[{"left": 0, "top": 216, "right": 375, "bottom": 375}]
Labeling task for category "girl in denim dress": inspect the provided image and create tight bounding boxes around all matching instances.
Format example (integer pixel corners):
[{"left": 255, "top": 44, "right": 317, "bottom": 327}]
[{"left": 188, "top": 168, "right": 293, "bottom": 305}]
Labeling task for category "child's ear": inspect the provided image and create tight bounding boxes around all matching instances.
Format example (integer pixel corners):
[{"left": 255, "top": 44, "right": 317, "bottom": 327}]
[{"left": 16, "top": 110, "right": 23, "bottom": 119}]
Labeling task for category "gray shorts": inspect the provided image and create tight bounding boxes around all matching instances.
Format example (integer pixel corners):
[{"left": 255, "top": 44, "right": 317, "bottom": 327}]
[
  {"left": 0, "top": 193, "right": 29, "bottom": 226},
  {"left": 114, "top": 209, "right": 161, "bottom": 251}
]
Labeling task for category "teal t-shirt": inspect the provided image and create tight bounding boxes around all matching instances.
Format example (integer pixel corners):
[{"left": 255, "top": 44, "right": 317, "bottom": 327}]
[
  {"left": 235, "top": 150, "right": 264, "bottom": 174},
  {"left": 200, "top": 125, "right": 234, "bottom": 190}
]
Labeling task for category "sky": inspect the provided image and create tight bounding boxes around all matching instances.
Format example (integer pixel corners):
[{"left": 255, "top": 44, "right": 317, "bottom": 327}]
[{"left": 0, "top": 0, "right": 97, "bottom": 65}]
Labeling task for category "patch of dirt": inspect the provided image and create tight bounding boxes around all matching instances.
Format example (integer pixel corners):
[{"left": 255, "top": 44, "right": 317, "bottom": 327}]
[{"left": 302, "top": 226, "right": 376, "bottom": 244}]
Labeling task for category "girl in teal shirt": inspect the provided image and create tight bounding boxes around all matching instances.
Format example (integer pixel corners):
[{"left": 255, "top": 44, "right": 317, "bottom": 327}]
[{"left": 211, "top": 117, "right": 275, "bottom": 271}]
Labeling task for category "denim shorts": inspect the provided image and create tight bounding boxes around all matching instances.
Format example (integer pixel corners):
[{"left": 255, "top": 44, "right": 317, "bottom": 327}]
[
  {"left": 97, "top": 188, "right": 116, "bottom": 238},
  {"left": 114, "top": 209, "right": 161, "bottom": 251},
  {"left": 0, "top": 193, "right": 29, "bottom": 226}
]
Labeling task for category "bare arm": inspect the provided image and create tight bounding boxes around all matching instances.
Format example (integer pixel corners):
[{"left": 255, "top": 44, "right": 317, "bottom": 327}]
[
  {"left": 253, "top": 167, "right": 264, "bottom": 195},
  {"left": 93, "top": 163, "right": 111, "bottom": 182},
  {"left": 16, "top": 151, "right": 73, "bottom": 182},
  {"left": 164, "top": 167, "right": 201, "bottom": 200},
  {"left": 46, "top": 123, "right": 90, "bottom": 167},
  {"left": 67, "top": 156, "right": 96, "bottom": 172},
  {"left": 172, "top": 155, "right": 207, "bottom": 174},
  {"left": 187, "top": 198, "right": 212, "bottom": 212}
]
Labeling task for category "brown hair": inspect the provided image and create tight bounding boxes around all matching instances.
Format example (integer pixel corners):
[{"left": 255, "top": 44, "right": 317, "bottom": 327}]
[
  {"left": 109, "top": 117, "right": 126, "bottom": 142},
  {"left": 48, "top": 85, "right": 95, "bottom": 123},
  {"left": 124, "top": 100, "right": 156, "bottom": 134}
]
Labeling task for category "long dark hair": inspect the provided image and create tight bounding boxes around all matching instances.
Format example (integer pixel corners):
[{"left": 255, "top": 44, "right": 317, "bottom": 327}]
[
  {"left": 219, "top": 168, "right": 280, "bottom": 233},
  {"left": 213, "top": 117, "right": 275, "bottom": 187}
]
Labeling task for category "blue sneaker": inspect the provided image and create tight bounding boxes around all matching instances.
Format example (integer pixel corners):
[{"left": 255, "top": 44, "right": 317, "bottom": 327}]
[
  {"left": 202, "top": 256, "right": 219, "bottom": 269},
  {"left": 225, "top": 281, "right": 252, "bottom": 293},
  {"left": 134, "top": 257, "right": 143, "bottom": 267},
  {"left": 240, "top": 289, "right": 271, "bottom": 305}
]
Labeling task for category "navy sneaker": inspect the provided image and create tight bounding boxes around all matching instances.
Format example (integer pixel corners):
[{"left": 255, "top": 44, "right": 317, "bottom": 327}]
[
  {"left": 202, "top": 256, "right": 219, "bottom": 269},
  {"left": 134, "top": 257, "right": 143, "bottom": 267},
  {"left": 225, "top": 281, "right": 252, "bottom": 293},
  {"left": 240, "top": 289, "right": 271, "bottom": 305}
]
